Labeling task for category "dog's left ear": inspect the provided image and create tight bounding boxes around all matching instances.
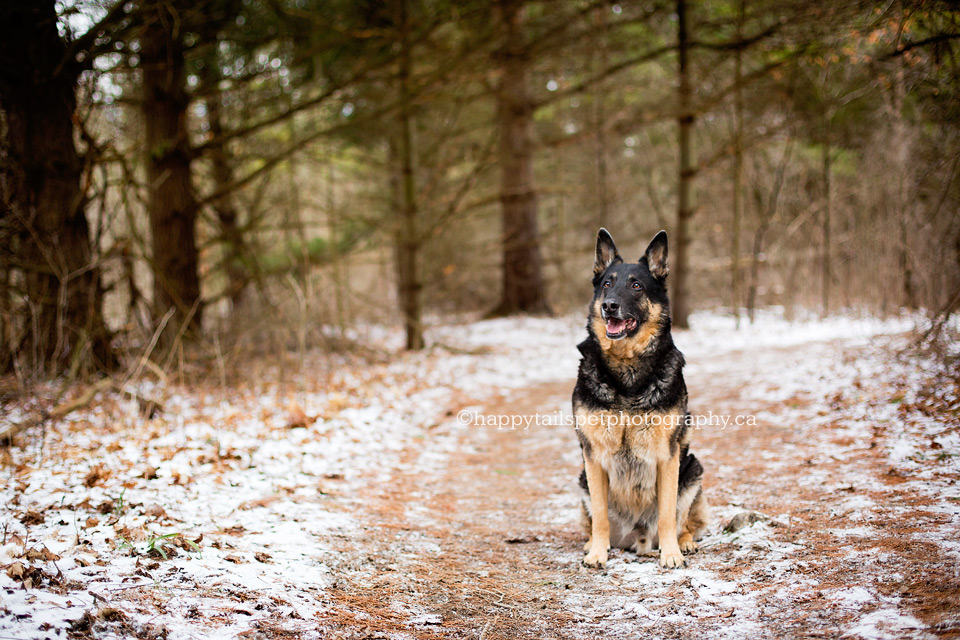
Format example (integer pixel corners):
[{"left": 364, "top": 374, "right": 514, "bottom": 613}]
[{"left": 642, "top": 230, "right": 669, "bottom": 279}]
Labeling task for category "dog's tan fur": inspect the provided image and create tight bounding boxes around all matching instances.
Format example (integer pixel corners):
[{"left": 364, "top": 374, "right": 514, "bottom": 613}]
[{"left": 577, "top": 404, "right": 697, "bottom": 568}]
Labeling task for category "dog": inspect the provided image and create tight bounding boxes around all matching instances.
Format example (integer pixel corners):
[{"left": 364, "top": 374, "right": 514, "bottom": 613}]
[{"left": 573, "top": 228, "right": 708, "bottom": 569}]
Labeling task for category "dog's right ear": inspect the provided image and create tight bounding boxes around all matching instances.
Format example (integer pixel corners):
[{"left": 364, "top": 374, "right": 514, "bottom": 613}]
[{"left": 594, "top": 228, "right": 622, "bottom": 277}]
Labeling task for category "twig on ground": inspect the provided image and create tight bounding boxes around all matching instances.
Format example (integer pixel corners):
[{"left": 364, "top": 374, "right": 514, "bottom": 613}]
[
  {"left": 125, "top": 307, "right": 176, "bottom": 385},
  {"left": 479, "top": 615, "right": 498, "bottom": 640}
]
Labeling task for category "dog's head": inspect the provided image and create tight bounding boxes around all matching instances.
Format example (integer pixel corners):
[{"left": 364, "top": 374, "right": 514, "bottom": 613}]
[{"left": 589, "top": 228, "right": 670, "bottom": 346}]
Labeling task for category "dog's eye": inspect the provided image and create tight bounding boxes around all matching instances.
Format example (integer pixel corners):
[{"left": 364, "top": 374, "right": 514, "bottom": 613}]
[
  {"left": 603, "top": 280, "right": 611, "bottom": 289},
  {"left": 632, "top": 282, "right": 642, "bottom": 291}
]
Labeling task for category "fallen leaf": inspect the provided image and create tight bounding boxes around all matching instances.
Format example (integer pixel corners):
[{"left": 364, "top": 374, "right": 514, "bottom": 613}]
[
  {"left": 239, "top": 497, "right": 277, "bottom": 510},
  {"left": 172, "top": 534, "right": 202, "bottom": 552},
  {"left": 25, "top": 547, "right": 59, "bottom": 562},
  {"left": 98, "top": 607, "right": 125, "bottom": 621},
  {"left": 20, "top": 509, "right": 44, "bottom": 526},
  {"left": 143, "top": 505, "right": 166, "bottom": 519},
  {"left": 285, "top": 403, "right": 314, "bottom": 429},
  {"left": 74, "top": 554, "right": 96, "bottom": 567},
  {"left": 220, "top": 525, "right": 246, "bottom": 536},
  {"left": 84, "top": 464, "right": 110, "bottom": 488},
  {"left": 147, "top": 546, "right": 178, "bottom": 560},
  {"left": 6, "top": 561, "right": 25, "bottom": 580}
]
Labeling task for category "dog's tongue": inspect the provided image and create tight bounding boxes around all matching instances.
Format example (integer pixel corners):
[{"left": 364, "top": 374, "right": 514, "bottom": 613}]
[{"left": 606, "top": 318, "right": 627, "bottom": 334}]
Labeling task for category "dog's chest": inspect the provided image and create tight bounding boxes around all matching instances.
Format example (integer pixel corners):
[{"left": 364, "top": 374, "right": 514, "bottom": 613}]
[{"left": 574, "top": 406, "right": 669, "bottom": 469}]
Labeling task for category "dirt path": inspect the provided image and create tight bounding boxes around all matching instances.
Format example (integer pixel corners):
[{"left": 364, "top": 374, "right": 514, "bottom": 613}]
[{"left": 312, "top": 339, "right": 960, "bottom": 640}]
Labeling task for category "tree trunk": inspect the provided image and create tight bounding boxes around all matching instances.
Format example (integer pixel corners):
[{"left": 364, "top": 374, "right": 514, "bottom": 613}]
[
  {"left": 141, "top": 2, "right": 202, "bottom": 342},
  {"left": 592, "top": 5, "right": 610, "bottom": 230},
  {"left": 491, "top": 0, "right": 550, "bottom": 316},
  {"left": 731, "top": 0, "right": 745, "bottom": 326},
  {"left": 747, "top": 142, "right": 791, "bottom": 323},
  {"left": 395, "top": 0, "right": 424, "bottom": 350},
  {"left": 889, "top": 24, "right": 915, "bottom": 310},
  {"left": 200, "top": 54, "right": 247, "bottom": 308},
  {"left": 673, "top": 0, "right": 695, "bottom": 328},
  {"left": 0, "top": 251, "right": 9, "bottom": 373},
  {"left": 821, "top": 133, "right": 831, "bottom": 317},
  {"left": 0, "top": 0, "right": 112, "bottom": 376}
]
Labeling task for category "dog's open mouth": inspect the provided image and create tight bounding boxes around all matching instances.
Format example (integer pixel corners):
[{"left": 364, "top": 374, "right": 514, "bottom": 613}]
[{"left": 605, "top": 316, "right": 638, "bottom": 340}]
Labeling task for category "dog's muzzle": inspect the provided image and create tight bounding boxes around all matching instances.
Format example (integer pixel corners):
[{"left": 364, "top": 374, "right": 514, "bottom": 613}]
[{"left": 603, "top": 314, "right": 638, "bottom": 340}]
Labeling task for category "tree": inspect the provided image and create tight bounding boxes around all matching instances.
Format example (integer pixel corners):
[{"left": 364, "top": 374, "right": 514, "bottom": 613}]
[
  {"left": 886, "top": 0, "right": 916, "bottom": 309},
  {"left": 673, "top": 0, "right": 695, "bottom": 328},
  {"left": 195, "top": 6, "right": 249, "bottom": 309},
  {"left": 0, "top": 0, "right": 113, "bottom": 376},
  {"left": 395, "top": 0, "right": 425, "bottom": 349},
  {"left": 140, "top": 0, "right": 203, "bottom": 341},
  {"left": 731, "top": 0, "right": 746, "bottom": 325},
  {"left": 491, "top": 0, "right": 551, "bottom": 316}
]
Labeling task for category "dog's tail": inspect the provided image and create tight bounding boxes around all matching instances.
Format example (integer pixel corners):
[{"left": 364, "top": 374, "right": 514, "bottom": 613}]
[{"left": 678, "top": 444, "right": 704, "bottom": 494}]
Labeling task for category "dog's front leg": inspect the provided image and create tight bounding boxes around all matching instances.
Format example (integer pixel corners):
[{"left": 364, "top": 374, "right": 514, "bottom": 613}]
[
  {"left": 657, "top": 450, "right": 685, "bottom": 568},
  {"left": 583, "top": 455, "right": 610, "bottom": 568}
]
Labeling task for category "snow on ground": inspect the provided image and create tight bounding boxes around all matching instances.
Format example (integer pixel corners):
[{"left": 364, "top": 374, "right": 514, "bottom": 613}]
[{"left": 0, "top": 308, "right": 956, "bottom": 639}]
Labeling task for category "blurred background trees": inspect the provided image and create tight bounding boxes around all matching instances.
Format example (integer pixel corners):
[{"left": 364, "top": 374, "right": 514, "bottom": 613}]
[{"left": 1, "top": 0, "right": 958, "bottom": 380}]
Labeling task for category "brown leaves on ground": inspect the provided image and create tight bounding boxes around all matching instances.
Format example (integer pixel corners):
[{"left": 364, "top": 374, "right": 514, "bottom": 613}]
[
  {"left": 5, "top": 561, "right": 25, "bottom": 581},
  {"left": 83, "top": 464, "right": 110, "bottom": 488},
  {"left": 23, "top": 547, "right": 60, "bottom": 563},
  {"left": 219, "top": 525, "right": 246, "bottom": 536},
  {"left": 3, "top": 546, "right": 61, "bottom": 590},
  {"left": 284, "top": 403, "right": 315, "bottom": 429},
  {"left": 19, "top": 509, "right": 44, "bottom": 526}
]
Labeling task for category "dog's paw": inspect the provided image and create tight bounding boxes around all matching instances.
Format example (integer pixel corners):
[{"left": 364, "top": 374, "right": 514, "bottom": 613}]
[
  {"left": 679, "top": 536, "right": 698, "bottom": 554},
  {"left": 583, "top": 547, "right": 608, "bottom": 569},
  {"left": 659, "top": 549, "right": 685, "bottom": 569}
]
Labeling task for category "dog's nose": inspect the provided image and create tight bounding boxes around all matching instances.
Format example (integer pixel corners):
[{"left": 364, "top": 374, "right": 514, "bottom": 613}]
[{"left": 602, "top": 300, "right": 620, "bottom": 314}]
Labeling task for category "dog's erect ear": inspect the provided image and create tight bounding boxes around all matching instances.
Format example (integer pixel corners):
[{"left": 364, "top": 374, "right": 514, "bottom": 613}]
[
  {"left": 643, "top": 230, "right": 669, "bottom": 279},
  {"left": 594, "top": 228, "right": 622, "bottom": 276}
]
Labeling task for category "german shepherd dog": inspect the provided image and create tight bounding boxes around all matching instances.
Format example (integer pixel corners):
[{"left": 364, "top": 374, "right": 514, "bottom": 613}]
[{"left": 573, "top": 229, "right": 708, "bottom": 569}]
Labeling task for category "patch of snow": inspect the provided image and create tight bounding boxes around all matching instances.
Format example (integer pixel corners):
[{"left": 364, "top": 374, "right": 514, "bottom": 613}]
[
  {"left": 844, "top": 608, "right": 927, "bottom": 639},
  {"left": 830, "top": 586, "right": 876, "bottom": 608}
]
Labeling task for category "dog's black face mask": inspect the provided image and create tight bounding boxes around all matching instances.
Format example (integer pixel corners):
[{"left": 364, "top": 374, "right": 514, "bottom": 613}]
[{"left": 591, "top": 229, "right": 670, "bottom": 341}]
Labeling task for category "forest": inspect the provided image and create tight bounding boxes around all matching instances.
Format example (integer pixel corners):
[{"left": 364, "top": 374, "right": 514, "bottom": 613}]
[
  {"left": 1, "top": 1, "right": 959, "bottom": 639},
  {"left": 0, "top": 0, "right": 957, "bottom": 377}
]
